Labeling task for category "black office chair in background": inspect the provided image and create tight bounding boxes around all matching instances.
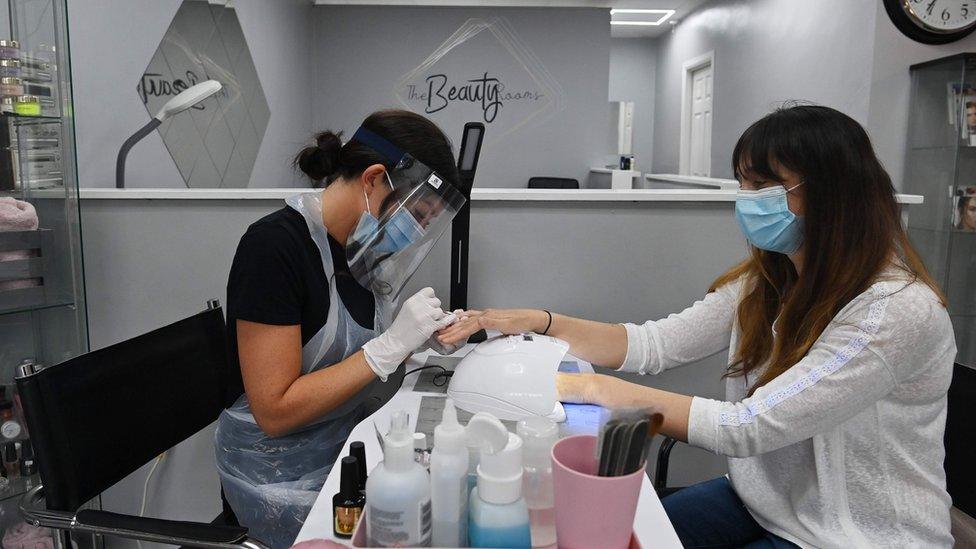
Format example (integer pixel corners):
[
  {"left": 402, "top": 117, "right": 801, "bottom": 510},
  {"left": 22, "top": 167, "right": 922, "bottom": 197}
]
[
  {"left": 945, "top": 362, "right": 976, "bottom": 544},
  {"left": 527, "top": 177, "right": 579, "bottom": 189},
  {"left": 15, "top": 300, "right": 263, "bottom": 549},
  {"left": 652, "top": 362, "right": 976, "bottom": 544}
]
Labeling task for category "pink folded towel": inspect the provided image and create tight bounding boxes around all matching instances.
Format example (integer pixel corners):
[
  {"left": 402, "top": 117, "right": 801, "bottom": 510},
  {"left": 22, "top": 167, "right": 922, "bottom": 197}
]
[
  {"left": 0, "top": 197, "right": 38, "bottom": 232},
  {"left": 2, "top": 522, "right": 54, "bottom": 549}
]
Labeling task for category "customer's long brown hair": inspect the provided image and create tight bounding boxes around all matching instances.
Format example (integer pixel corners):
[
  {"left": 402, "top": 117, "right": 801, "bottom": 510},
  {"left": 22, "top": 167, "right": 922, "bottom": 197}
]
[{"left": 712, "top": 105, "right": 945, "bottom": 396}]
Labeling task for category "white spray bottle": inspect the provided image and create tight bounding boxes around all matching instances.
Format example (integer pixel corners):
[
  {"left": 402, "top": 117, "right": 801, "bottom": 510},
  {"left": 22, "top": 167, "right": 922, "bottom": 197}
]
[
  {"left": 366, "top": 411, "right": 432, "bottom": 547},
  {"left": 430, "top": 398, "right": 470, "bottom": 547},
  {"left": 466, "top": 413, "right": 532, "bottom": 549}
]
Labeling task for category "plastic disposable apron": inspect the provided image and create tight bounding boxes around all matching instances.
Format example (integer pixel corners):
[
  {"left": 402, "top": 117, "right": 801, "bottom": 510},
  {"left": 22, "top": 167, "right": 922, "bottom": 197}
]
[{"left": 215, "top": 192, "right": 394, "bottom": 549}]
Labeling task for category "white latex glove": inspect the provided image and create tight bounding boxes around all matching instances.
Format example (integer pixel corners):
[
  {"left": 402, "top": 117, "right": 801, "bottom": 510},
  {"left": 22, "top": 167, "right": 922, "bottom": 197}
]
[
  {"left": 420, "top": 311, "right": 462, "bottom": 355},
  {"left": 363, "top": 288, "right": 455, "bottom": 381}
]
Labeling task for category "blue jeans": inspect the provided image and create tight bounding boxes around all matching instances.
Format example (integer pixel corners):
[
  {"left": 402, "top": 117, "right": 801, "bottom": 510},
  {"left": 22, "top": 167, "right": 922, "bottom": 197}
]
[{"left": 661, "top": 477, "right": 800, "bottom": 548}]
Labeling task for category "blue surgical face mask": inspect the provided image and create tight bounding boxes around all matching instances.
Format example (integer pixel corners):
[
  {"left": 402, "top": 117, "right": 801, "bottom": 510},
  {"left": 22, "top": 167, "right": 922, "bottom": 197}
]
[
  {"left": 735, "top": 183, "right": 804, "bottom": 254},
  {"left": 383, "top": 207, "right": 424, "bottom": 250},
  {"left": 347, "top": 192, "right": 381, "bottom": 250},
  {"left": 346, "top": 173, "right": 423, "bottom": 256}
]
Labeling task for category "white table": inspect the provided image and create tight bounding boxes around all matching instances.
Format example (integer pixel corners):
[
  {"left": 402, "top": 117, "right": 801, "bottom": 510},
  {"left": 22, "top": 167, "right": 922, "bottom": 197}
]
[{"left": 294, "top": 345, "right": 682, "bottom": 548}]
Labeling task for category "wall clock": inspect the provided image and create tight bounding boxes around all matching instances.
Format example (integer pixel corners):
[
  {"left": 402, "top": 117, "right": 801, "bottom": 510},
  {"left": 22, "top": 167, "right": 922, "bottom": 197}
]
[{"left": 884, "top": 0, "right": 976, "bottom": 44}]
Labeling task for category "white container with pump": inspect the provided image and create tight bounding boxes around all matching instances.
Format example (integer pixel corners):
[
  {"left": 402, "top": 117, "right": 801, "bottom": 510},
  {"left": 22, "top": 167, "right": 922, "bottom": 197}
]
[
  {"left": 366, "top": 411, "right": 432, "bottom": 547},
  {"left": 430, "top": 399, "right": 470, "bottom": 547},
  {"left": 517, "top": 417, "right": 558, "bottom": 547},
  {"left": 466, "top": 413, "right": 532, "bottom": 549}
]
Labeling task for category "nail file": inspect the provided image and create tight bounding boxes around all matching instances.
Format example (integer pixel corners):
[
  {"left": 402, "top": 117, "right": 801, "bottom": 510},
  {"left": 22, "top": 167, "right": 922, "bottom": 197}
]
[
  {"left": 623, "top": 419, "right": 650, "bottom": 475},
  {"left": 425, "top": 313, "right": 460, "bottom": 355},
  {"left": 637, "top": 422, "right": 653, "bottom": 472},
  {"left": 596, "top": 418, "right": 619, "bottom": 476},
  {"left": 613, "top": 421, "right": 641, "bottom": 477},
  {"left": 601, "top": 422, "right": 626, "bottom": 477},
  {"left": 612, "top": 421, "right": 634, "bottom": 477}
]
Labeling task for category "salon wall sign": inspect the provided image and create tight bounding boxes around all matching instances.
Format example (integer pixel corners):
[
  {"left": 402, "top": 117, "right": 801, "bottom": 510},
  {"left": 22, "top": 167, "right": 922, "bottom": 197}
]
[
  {"left": 138, "top": 71, "right": 216, "bottom": 110},
  {"left": 394, "top": 17, "right": 565, "bottom": 143},
  {"left": 403, "top": 72, "right": 545, "bottom": 124}
]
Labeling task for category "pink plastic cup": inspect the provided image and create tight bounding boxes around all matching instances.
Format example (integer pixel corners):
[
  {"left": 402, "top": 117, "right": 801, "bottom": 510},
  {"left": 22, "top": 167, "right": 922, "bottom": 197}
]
[{"left": 551, "top": 434, "right": 643, "bottom": 549}]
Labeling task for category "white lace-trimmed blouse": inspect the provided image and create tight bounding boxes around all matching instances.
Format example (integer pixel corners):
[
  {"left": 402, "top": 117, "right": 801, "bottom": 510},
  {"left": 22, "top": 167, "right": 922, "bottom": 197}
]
[{"left": 621, "top": 268, "right": 955, "bottom": 548}]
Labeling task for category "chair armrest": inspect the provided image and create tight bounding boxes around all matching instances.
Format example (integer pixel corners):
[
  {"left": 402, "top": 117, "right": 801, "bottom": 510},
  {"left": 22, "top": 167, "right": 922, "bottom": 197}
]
[
  {"left": 77, "top": 510, "right": 248, "bottom": 544},
  {"left": 20, "top": 485, "right": 268, "bottom": 549},
  {"left": 654, "top": 436, "right": 680, "bottom": 493}
]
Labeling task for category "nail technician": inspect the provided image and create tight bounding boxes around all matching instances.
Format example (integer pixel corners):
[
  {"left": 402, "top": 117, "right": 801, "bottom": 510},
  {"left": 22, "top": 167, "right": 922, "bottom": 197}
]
[
  {"left": 215, "top": 110, "right": 465, "bottom": 548},
  {"left": 440, "top": 105, "right": 955, "bottom": 547}
]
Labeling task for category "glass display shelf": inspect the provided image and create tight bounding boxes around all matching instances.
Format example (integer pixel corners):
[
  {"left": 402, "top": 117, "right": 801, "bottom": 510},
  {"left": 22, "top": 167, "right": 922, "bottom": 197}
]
[
  {"left": 1, "top": 114, "right": 61, "bottom": 122},
  {"left": 0, "top": 1, "right": 93, "bottom": 548},
  {"left": 910, "top": 144, "right": 976, "bottom": 151},
  {"left": 906, "top": 53, "right": 976, "bottom": 368},
  {"left": 0, "top": 299, "right": 74, "bottom": 318},
  {"left": 0, "top": 475, "right": 40, "bottom": 505}
]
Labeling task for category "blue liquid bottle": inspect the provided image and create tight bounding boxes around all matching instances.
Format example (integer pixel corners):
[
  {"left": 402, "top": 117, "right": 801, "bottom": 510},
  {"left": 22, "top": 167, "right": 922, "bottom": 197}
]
[{"left": 466, "top": 414, "right": 531, "bottom": 549}]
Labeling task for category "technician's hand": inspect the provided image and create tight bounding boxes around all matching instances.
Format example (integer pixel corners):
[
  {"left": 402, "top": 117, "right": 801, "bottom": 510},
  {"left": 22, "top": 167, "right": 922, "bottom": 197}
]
[
  {"left": 436, "top": 308, "right": 549, "bottom": 345},
  {"left": 363, "top": 288, "right": 455, "bottom": 381}
]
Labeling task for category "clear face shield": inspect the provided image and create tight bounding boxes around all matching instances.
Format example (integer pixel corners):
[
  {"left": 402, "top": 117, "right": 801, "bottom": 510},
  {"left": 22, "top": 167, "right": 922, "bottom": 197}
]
[{"left": 346, "top": 152, "right": 466, "bottom": 299}]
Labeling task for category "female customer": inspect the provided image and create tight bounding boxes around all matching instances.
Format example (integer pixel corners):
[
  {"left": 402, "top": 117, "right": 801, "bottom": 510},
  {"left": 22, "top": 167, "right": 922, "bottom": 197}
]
[
  {"left": 440, "top": 105, "right": 955, "bottom": 547},
  {"left": 216, "top": 110, "right": 464, "bottom": 547}
]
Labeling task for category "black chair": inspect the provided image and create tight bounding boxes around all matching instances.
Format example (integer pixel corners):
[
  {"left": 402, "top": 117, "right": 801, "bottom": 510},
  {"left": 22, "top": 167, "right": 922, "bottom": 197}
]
[
  {"left": 15, "top": 300, "right": 265, "bottom": 549},
  {"left": 653, "top": 362, "right": 976, "bottom": 538},
  {"left": 946, "top": 363, "right": 976, "bottom": 543},
  {"left": 528, "top": 177, "right": 579, "bottom": 189}
]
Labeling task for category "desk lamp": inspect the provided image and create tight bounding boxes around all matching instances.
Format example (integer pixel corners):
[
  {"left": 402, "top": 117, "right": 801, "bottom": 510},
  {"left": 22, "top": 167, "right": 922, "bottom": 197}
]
[
  {"left": 450, "top": 122, "right": 486, "bottom": 342},
  {"left": 116, "top": 80, "right": 222, "bottom": 188}
]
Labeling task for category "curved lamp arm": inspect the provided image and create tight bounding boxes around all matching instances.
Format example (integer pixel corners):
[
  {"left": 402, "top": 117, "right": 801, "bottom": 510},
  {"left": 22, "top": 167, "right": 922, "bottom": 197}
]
[{"left": 116, "top": 80, "right": 222, "bottom": 189}]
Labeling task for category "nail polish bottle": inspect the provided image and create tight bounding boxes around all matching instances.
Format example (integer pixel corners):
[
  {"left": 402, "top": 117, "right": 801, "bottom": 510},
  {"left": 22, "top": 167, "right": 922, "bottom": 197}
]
[
  {"left": 333, "top": 456, "right": 365, "bottom": 539},
  {"left": 2, "top": 442, "right": 19, "bottom": 479},
  {"left": 349, "top": 441, "right": 368, "bottom": 497}
]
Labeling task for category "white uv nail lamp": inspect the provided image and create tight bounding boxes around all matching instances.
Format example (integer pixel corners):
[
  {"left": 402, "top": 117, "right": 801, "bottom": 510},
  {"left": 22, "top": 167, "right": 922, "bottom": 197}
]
[{"left": 447, "top": 334, "right": 569, "bottom": 422}]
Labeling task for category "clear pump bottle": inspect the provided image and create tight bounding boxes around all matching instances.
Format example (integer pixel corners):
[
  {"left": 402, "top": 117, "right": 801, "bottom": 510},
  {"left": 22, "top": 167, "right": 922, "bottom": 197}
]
[
  {"left": 366, "top": 411, "right": 432, "bottom": 547},
  {"left": 430, "top": 399, "right": 469, "bottom": 547},
  {"left": 517, "top": 417, "right": 558, "bottom": 547},
  {"left": 466, "top": 413, "right": 532, "bottom": 549}
]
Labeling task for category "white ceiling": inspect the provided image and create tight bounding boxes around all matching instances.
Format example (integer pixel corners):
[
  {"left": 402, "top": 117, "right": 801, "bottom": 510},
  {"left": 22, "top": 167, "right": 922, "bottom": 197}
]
[{"left": 312, "top": 0, "right": 711, "bottom": 39}]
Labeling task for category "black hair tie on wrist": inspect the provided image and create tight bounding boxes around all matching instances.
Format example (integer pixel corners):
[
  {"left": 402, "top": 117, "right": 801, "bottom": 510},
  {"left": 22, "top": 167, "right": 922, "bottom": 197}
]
[{"left": 542, "top": 310, "right": 553, "bottom": 335}]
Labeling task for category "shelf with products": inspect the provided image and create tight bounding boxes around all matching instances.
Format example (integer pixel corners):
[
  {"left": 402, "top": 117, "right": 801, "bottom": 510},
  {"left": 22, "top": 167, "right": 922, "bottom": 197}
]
[
  {"left": 907, "top": 54, "right": 976, "bottom": 368},
  {"left": 0, "top": 1, "right": 90, "bottom": 547}
]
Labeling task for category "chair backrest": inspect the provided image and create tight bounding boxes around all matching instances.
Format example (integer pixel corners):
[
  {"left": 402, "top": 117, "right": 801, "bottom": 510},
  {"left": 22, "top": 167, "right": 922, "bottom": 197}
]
[
  {"left": 528, "top": 177, "right": 580, "bottom": 189},
  {"left": 946, "top": 362, "right": 976, "bottom": 518},
  {"left": 16, "top": 305, "right": 238, "bottom": 512}
]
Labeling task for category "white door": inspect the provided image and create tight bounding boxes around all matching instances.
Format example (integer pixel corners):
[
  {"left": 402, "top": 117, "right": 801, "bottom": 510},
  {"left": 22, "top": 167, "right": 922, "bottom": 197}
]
[{"left": 689, "top": 64, "right": 713, "bottom": 177}]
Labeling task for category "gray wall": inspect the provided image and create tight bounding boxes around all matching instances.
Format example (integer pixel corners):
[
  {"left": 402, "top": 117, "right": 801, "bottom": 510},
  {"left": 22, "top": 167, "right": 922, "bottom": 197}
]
[
  {"left": 311, "top": 6, "right": 612, "bottom": 188},
  {"left": 609, "top": 38, "right": 657, "bottom": 174},
  {"left": 650, "top": 0, "right": 878, "bottom": 179},
  {"left": 69, "top": 0, "right": 314, "bottom": 189},
  {"left": 81, "top": 197, "right": 745, "bottom": 540}
]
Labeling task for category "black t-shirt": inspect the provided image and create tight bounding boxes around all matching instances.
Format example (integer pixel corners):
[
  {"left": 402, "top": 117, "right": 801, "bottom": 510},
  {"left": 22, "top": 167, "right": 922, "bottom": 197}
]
[{"left": 226, "top": 207, "right": 375, "bottom": 372}]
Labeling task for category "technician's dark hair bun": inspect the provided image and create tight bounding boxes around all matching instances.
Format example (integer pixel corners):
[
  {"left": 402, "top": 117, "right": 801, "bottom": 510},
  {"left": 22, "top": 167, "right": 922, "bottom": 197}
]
[
  {"left": 294, "top": 131, "right": 343, "bottom": 182},
  {"left": 295, "top": 110, "right": 459, "bottom": 192}
]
